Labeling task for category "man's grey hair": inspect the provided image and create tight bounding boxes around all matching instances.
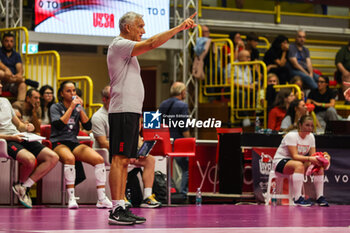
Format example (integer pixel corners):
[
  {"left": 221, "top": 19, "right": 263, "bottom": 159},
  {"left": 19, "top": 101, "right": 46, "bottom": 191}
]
[
  {"left": 297, "top": 29, "right": 306, "bottom": 35},
  {"left": 101, "top": 85, "right": 110, "bottom": 98},
  {"left": 119, "top": 11, "right": 143, "bottom": 33},
  {"left": 170, "top": 82, "right": 186, "bottom": 97}
]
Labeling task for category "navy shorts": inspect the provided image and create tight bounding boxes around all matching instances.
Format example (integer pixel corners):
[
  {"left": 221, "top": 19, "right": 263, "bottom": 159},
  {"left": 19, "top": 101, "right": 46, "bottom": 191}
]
[
  {"left": 52, "top": 141, "right": 81, "bottom": 151},
  {"left": 275, "top": 158, "right": 292, "bottom": 174},
  {"left": 7, "top": 140, "right": 46, "bottom": 160},
  {"left": 109, "top": 112, "right": 140, "bottom": 160}
]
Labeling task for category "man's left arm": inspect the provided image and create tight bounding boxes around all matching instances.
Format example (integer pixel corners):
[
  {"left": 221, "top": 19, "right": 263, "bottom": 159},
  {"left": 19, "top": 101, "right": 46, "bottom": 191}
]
[
  {"left": 95, "top": 135, "right": 109, "bottom": 150},
  {"left": 289, "top": 56, "right": 308, "bottom": 74},
  {"left": 132, "top": 13, "right": 196, "bottom": 57},
  {"left": 306, "top": 57, "right": 313, "bottom": 77}
]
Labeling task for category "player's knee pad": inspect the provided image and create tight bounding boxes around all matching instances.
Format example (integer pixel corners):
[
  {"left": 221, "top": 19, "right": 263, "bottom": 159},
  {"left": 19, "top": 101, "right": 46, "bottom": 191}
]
[
  {"left": 64, "top": 164, "right": 76, "bottom": 185},
  {"left": 95, "top": 163, "right": 106, "bottom": 186}
]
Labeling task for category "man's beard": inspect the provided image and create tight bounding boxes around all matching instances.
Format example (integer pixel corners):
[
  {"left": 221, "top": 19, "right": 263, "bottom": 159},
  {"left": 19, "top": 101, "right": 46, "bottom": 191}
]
[{"left": 2, "top": 47, "right": 13, "bottom": 53}]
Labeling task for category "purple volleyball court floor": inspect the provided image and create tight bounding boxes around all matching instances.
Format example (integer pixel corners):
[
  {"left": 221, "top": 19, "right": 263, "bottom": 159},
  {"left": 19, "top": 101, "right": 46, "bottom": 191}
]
[{"left": 0, "top": 204, "right": 350, "bottom": 233}]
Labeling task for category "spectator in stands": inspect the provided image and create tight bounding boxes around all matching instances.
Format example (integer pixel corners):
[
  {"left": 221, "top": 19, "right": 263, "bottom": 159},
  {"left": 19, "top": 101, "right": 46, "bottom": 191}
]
[
  {"left": 259, "top": 73, "right": 279, "bottom": 114},
  {"left": 91, "top": 85, "right": 161, "bottom": 208},
  {"left": 12, "top": 89, "right": 42, "bottom": 134},
  {"left": 39, "top": 85, "right": 55, "bottom": 125},
  {"left": 307, "top": 76, "right": 341, "bottom": 129},
  {"left": 273, "top": 115, "right": 330, "bottom": 207},
  {"left": 0, "top": 33, "right": 26, "bottom": 101},
  {"left": 335, "top": 41, "right": 350, "bottom": 96},
  {"left": 50, "top": 81, "right": 112, "bottom": 209},
  {"left": 280, "top": 99, "right": 308, "bottom": 132},
  {"left": 0, "top": 80, "right": 59, "bottom": 208},
  {"left": 192, "top": 25, "right": 211, "bottom": 80},
  {"left": 193, "top": 25, "right": 222, "bottom": 101},
  {"left": 290, "top": 75, "right": 305, "bottom": 100},
  {"left": 229, "top": 32, "right": 245, "bottom": 61},
  {"left": 232, "top": 50, "right": 257, "bottom": 88},
  {"left": 268, "top": 88, "right": 295, "bottom": 131},
  {"left": 288, "top": 30, "right": 318, "bottom": 90},
  {"left": 263, "top": 35, "right": 291, "bottom": 84},
  {"left": 245, "top": 32, "right": 259, "bottom": 61},
  {"left": 159, "top": 82, "right": 190, "bottom": 196},
  {"left": 201, "top": 25, "right": 210, "bottom": 38}
]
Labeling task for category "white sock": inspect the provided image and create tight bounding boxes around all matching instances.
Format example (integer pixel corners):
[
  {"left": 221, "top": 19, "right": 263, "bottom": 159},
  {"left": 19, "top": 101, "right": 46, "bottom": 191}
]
[
  {"left": 292, "top": 173, "right": 304, "bottom": 200},
  {"left": 22, "top": 178, "right": 35, "bottom": 188},
  {"left": 67, "top": 188, "right": 75, "bottom": 199},
  {"left": 112, "top": 200, "right": 125, "bottom": 211},
  {"left": 143, "top": 187, "right": 152, "bottom": 199},
  {"left": 97, "top": 188, "right": 106, "bottom": 201},
  {"left": 313, "top": 175, "right": 324, "bottom": 199}
]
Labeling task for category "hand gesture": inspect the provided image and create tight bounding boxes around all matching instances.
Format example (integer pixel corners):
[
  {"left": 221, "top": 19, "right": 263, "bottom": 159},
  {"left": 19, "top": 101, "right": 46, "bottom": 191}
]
[
  {"left": 282, "top": 43, "right": 289, "bottom": 51},
  {"left": 179, "top": 12, "right": 197, "bottom": 31},
  {"left": 32, "top": 101, "right": 40, "bottom": 111},
  {"left": 237, "top": 40, "right": 245, "bottom": 48}
]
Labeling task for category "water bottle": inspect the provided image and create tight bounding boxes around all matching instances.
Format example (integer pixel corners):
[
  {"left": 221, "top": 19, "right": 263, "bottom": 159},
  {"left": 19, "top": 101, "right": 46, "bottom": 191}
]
[
  {"left": 126, "top": 188, "right": 132, "bottom": 203},
  {"left": 72, "top": 96, "right": 82, "bottom": 112},
  {"left": 195, "top": 187, "right": 202, "bottom": 206},
  {"left": 255, "top": 116, "right": 261, "bottom": 133},
  {"left": 271, "top": 182, "right": 277, "bottom": 206}
]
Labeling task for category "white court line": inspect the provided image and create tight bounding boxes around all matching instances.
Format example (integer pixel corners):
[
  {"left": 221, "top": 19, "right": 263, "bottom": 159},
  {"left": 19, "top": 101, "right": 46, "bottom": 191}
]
[{"left": 3, "top": 227, "right": 350, "bottom": 233}]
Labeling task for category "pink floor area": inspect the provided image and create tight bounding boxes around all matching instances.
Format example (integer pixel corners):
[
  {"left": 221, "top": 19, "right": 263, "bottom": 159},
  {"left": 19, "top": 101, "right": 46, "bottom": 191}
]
[{"left": 0, "top": 204, "right": 350, "bottom": 233}]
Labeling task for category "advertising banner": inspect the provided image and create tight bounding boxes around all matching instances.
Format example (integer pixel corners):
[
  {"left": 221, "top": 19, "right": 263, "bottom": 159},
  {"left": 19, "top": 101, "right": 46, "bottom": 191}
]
[{"left": 35, "top": 0, "right": 170, "bottom": 38}]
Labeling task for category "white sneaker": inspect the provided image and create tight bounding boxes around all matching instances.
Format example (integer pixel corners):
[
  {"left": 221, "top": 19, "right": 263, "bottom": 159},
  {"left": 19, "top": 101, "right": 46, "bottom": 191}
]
[
  {"left": 96, "top": 197, "right": 112, "bottom": 209},
  {"left": 68, "top": 197, "right": 79, "bottom": 209},
  {"left": 12, "top": 184, "right": 32, "bottom": 208}
]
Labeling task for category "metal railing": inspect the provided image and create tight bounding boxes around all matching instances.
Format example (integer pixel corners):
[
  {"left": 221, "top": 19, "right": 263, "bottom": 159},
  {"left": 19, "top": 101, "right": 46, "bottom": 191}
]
[
  {"left": 199, "top": 1, "right": 350, "bottom": 24},
  {"left": 198, "top": 38, "right": 268, "bottom": 126},
  {"left": 229, "top": 60, "right": 267, "bottom": 126},
  {"left": 27, "top": 50, "right": 60, "bottom": 93},
  {"left": 208, "top": 33, "right": 270, "bottom": 58}
]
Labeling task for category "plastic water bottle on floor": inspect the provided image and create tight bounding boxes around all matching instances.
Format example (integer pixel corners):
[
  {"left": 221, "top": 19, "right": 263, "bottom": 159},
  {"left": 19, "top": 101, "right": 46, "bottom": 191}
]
[
  {"left": 196, "top": 187, "right": 202, "bottom": 206},
  {"left": 255, "top": 116, "right": 261, "bottom": 133},
  {"left": 126, "top": 188, "right": 132, "bottom": 203},
  {"left": 271, "top": 182, "right": 277, "bottom": 206}
]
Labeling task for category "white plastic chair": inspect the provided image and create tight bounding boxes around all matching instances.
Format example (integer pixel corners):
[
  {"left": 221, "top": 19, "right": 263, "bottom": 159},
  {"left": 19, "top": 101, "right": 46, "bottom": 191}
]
[{"left": 265, "top": 170, "right": 293, "bottom": 205}]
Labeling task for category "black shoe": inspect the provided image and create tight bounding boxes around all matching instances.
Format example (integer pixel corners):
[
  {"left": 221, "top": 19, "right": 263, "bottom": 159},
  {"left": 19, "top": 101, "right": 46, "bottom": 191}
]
[
  {"left": 316, "top": 196, "right": 329, "bottom": 207},
  {"left": 293, "top": 196, "right": 312, "bottom": 207},
  {"left": 125, "top": 207, "right": 146, "bottom": 224},
  {"left": 108, "top": 207, "right": 136, "bottom": 225}
]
